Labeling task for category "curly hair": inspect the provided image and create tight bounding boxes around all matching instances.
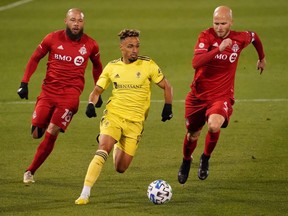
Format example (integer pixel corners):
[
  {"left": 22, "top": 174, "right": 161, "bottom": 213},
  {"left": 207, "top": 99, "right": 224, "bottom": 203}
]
[{"left": 118, "top": 29, "right": 140, "bottom": 40}]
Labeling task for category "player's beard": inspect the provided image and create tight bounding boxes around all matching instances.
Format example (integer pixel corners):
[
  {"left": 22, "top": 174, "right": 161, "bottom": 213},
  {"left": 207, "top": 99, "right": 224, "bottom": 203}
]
[
  {"left": 128, "top": 57, "right": 137, "bottom": 63},
  {"left": 128, "top": 54, "right": 138, "bottom": 63},
  {"left": 66, "top": 27, "right": 84, "bottom": 41}
]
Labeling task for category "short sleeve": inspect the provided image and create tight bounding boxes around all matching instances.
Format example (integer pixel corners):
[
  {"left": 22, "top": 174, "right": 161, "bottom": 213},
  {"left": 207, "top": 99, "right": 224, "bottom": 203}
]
[
  {"left": 96, "top": 63, "right": 111, "bottom": 89},
  {"left": 149, "top": 60, "right": 164, "bottom": 84}
]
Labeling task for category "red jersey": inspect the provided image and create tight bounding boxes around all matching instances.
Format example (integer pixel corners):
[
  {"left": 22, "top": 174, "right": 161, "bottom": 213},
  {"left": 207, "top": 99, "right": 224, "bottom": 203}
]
[
  {"left": 22, "top": 30, "right": 102, "bottom": 95},
  {"left": 191, "top": 28, "right": 263, "bottom": 101}
]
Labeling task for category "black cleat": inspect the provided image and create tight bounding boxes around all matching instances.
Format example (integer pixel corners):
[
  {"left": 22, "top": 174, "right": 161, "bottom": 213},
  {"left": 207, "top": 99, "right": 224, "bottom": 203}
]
[
  {"left": 198, "top": 153, "right": 210, "bottom": 180},
  {"left": 178, "top": 158, "right": 192, "bottom": 184}
]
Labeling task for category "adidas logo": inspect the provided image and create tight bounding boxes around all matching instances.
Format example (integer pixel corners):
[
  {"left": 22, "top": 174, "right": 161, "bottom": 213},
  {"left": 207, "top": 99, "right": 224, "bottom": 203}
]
[
  {"left": 212, "top": 42, "right": 219, "bottom": 47},
  {"left": 57, "top": 45, "right": 64, "bottom": 50},
  {"left": 115, "top": 74, "right": 120, "bottom": 78}
]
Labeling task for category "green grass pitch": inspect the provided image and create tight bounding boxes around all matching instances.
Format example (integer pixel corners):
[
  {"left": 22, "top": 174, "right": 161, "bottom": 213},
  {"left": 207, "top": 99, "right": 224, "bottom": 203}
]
[{"left": 0, "top": 0, "right": 287, "bottom": 215}]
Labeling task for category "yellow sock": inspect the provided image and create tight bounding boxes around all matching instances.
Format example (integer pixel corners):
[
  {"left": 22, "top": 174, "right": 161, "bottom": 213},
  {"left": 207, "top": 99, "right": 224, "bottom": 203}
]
[{"left": 84, "top": 150, "right": 108, "bottom": 187}]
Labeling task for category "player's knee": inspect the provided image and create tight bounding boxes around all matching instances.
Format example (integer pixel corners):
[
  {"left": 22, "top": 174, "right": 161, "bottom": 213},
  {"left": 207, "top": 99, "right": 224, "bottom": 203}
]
[
  {"left": 207, "top": 115, "right": 225, "bottom": 132},
  {"left": 207, "top": 123, "right": 221, "bottom": 133},
  {"left": 31, "top": 126, "right": 45, "bottom": 139},
  {"left": 114, "top": 162, "right": 129, "bottom": 173},
  {"left": 187, "top": 131, "right": 200, "bottom": 142},
  {"left": 115, "top": 166, "right": 126, "bottom": 173}
]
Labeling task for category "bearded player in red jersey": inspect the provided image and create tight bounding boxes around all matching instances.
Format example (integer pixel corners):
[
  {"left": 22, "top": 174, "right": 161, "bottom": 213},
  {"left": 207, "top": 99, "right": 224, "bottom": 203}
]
[
  {"left": 178, "top": 6, "right": 266, "bottom": 184},
  {"left": 17, "top": 8, "right": 103, "bottom": 184}
]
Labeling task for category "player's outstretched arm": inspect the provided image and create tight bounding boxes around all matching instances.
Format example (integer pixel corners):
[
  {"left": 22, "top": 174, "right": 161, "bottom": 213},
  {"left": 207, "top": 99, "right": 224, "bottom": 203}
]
[
  {"left": 17, "top": 82, "right": 28, "bottom": 99},
  {"left": 86, "top": 85, "right": 104, "bottom": 118},
  {"left": 88, "top": 85, "right": 104, "bottom": 105},
  {"left": 17, "top": 43, "right": 48, "bottom": 100},
  {"left": 157, "top": 78, "right": 173, "bottom": 122},
  {"left": 257, "top": 57, "right": 266, "bottom": 74},
  {"left": 251, "top": 32, "right": 265, "bottom": 74}
]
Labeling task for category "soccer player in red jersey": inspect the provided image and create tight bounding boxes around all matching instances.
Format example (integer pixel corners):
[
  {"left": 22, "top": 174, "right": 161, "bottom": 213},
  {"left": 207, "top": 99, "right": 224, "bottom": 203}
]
[
  {"left": 178, "top": 6, "right": 266, "bottom": 184},
  {"left": 17, "top": 8, "right": 103, "bottom": 184}
]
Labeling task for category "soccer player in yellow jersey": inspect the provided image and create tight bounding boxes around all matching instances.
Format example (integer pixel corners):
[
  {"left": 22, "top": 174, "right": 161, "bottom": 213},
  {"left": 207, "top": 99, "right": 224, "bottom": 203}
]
[{"left": 75, "top": 29, "right": 173, "bottom": 204}]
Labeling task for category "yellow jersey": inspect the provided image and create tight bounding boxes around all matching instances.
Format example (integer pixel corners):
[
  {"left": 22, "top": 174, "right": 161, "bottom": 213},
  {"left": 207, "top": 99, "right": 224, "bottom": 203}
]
[{"left": 96, "top": 56, "right": 164, "bottom": 122}]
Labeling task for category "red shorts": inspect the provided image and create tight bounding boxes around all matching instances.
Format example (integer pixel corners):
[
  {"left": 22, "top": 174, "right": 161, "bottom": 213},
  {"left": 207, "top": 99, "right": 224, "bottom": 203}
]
[
  {"left": 185, "top": 92, "right": 234, "bottom": 131},
  {"left": 31, "top": 88, "right": 80, "bottom": 132}
]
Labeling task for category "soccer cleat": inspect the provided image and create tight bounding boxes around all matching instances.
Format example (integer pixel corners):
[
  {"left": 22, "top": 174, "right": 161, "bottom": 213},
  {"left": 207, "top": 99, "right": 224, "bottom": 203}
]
[
  {"left": 23, "top": 171, "right": 35, "bottom": 184},
  {"left": 75, "top": 196, "right": 89, "bottom": 205},
  {"left": 198, "top": 153, "right": 210, "bottom": 180},
  {"left": 178, "top": 158, "right": 192, "bottom": 184}
]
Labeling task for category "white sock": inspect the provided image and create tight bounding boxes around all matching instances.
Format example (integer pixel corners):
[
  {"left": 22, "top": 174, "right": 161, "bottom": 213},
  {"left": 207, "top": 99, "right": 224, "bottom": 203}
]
[{"left": 80, "top": 185, "right": 91, "bottom": 198}]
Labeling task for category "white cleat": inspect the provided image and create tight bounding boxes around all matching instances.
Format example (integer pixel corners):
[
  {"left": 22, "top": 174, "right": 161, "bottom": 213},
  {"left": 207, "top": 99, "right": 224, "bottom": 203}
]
[{"left": 23, "top": 171, "right": 35, "bottom": 184}]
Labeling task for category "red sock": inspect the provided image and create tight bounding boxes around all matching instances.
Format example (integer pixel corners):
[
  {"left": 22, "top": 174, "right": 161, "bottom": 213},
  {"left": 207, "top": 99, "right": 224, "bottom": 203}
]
[
  {"left": 204, "top": 131, "right": 220, "bottom": 156},
  {"left": 183, "top": 134, "right": 197, "bottom": 160},
  {"left": 27, "top": 132, "right": 57, "bottom": 174}
]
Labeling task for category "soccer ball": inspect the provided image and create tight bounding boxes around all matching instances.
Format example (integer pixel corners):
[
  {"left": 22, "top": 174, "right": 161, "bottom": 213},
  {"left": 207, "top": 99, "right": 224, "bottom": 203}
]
[{"left": 147, "top": 179, "right": 172, "bottom": 204}]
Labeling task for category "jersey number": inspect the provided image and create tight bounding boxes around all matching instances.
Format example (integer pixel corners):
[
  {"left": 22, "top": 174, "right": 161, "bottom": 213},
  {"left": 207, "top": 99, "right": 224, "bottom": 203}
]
[
  {"left": 61, "top": 109, "right": 73, "bottom": 123},
  {"left": 223, "top": 101, "right": 228, "bottom": 113}
]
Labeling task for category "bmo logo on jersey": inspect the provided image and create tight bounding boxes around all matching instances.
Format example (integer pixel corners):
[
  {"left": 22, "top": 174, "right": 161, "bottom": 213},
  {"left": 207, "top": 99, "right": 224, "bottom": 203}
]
[
  {"left": 54, "top": 54, "right": 84, "bottom": 66},
  {"left": 215, "top": 53, "right": 238, "bottom": 63}
]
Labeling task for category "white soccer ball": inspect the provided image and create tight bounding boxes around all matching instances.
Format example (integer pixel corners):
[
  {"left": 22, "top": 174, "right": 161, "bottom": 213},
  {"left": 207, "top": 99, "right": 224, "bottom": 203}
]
[{"left": 147, "top": 179, "right": 172, "bottom": 204}]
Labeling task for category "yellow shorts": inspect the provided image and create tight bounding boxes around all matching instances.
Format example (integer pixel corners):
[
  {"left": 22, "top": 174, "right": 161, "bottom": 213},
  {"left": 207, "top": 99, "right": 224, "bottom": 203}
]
[{"left": 99, "top": 110, "right": 144, "bottom": 156}]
